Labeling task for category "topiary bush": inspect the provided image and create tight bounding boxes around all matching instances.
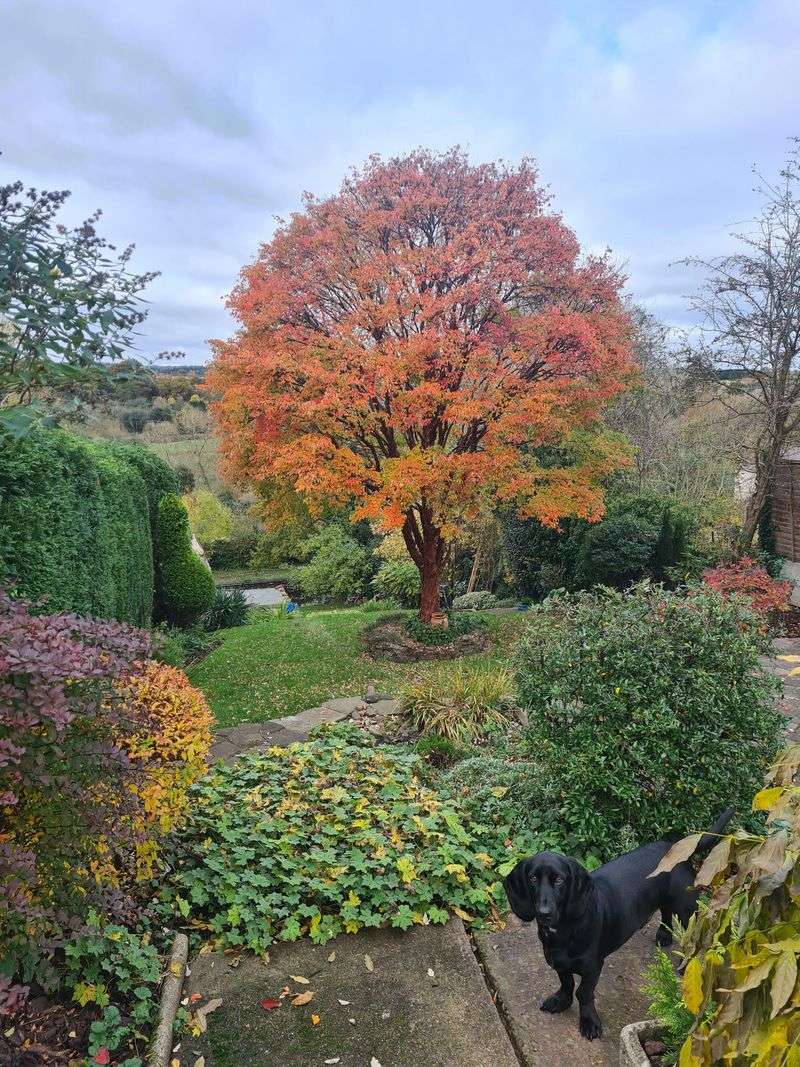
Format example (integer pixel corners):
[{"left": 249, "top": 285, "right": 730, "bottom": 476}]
[
  {"left": 156, "top": 494, "right": 215, "bottom": 626},
  {"left": 371, "top": 558, "right": 421, "bottom": 607},
  {"left": 515, "top": 584, "right": 784, "bottom": 857},
  {"left": 201, "top": 587, "right": 249, "bottom": 631},
  {"left": 297, "top": 524, "right": 372, "bottom": 602},
  {"left": 155, "top": 723, "right": 535, "bottom": 954},
  {"left": 183, "top": 489, "right": 234, "bottom": 551},
  {"left": 652, "top": 746, "right": 800, "bottom": 1065}
]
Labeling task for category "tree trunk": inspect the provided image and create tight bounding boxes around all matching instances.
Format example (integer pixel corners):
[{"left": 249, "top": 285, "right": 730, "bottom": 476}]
[
  {"left": 466, "top": 549, "right": 481, "bottom": 594},
  {"left": 742, "top": 437, "right": 785, "bottom": 547},
  {"left": 402, "top": 505, "right": 445, "bottom": 623}
]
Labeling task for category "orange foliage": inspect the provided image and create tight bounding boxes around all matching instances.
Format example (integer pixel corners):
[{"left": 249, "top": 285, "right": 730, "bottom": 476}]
[{"left": 209, "top": 149, "right": 635, "bottom": 618}]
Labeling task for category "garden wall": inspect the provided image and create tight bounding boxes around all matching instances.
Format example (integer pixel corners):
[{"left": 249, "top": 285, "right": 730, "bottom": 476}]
[{"left": 0, "top": 427, "right": 177, "bottom": 623}]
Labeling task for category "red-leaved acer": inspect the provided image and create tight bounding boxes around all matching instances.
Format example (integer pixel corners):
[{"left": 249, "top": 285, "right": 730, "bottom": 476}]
[{"left": 210, "top": 149, "right": 634, "bottom": 621}]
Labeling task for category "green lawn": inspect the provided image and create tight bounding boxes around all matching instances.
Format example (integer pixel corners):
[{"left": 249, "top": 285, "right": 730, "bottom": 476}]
[
  {"left": 188, "top": 607, "right": 525, "bottom": 727},
  {"left": 212, "top": 564, "right": 303, "bottom": 587}
]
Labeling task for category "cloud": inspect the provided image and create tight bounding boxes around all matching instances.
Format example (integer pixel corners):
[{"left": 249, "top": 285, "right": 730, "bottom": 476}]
[{"left": 0, "top": 0, "right": 798, "bottom": 361}]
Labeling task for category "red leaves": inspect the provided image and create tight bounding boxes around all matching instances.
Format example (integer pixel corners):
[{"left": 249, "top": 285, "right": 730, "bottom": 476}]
[
  {"left": 209, "top": 148, "right": 633, "bottom": 565},
  {"left": 93, "top": 1049, "right": 111, "bottom": 1065},
  {"left": 702, "top": 557, "right": 791, "bottom": 618},
  {"left": 260, "top": 998, "right": 281, "bottom": 1010}
]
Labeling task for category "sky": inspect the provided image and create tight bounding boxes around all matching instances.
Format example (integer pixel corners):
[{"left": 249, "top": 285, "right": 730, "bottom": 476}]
[{"left": 1, "top": 0, "right": 799, "bottom": 365}]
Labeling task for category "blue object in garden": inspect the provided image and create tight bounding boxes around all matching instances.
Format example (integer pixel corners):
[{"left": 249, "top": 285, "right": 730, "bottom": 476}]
[
  {"left": 514, "top": 602, "right": 530, "bottom": 611},
  {"left": 286, "top": 601, "right": 299, "bottom": 614}
]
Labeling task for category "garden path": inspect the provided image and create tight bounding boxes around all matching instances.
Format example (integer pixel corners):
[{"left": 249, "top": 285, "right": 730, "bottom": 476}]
[{"left": 764, "top": 637, "right": 800, "bottom": 742}]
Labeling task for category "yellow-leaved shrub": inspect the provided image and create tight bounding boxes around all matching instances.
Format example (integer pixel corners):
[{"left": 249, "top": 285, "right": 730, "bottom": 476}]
[
  {"left": 670, "top": 745, "right": 800, "bottom": 1065},
  {"left": 115, "top": 662, "right": 213, "bottom": 880}
]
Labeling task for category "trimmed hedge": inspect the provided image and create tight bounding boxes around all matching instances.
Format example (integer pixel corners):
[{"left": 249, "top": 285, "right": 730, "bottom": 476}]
[
  {"left": 0, "top": 429, "right": 178, "bottom": 624},
  {"left": 157, "top": 494, "right": 215, "bottom": 626}
]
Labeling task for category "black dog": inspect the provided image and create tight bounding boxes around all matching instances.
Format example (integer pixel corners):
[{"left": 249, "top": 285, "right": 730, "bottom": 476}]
[{"left": 503, "top": 809, "right": 733, "bottom": 1040}]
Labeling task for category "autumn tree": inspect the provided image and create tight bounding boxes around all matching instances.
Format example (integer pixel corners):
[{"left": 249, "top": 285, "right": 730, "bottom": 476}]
[{"left": 209, "top": 150, "right": 634, "bottom": 621}]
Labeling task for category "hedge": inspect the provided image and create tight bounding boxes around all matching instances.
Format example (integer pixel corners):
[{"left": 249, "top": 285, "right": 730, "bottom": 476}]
[
  {"left": 0, "top": 428, "right": 177, "bottom": 624},
  {"left": 157, "top": 494, "right": 215, "bottom": 626}
]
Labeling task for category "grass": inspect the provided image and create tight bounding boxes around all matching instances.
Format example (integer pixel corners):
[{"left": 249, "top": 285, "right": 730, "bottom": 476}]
[{"left": 187, "top": 606, "right": 526, "bottom": 728}]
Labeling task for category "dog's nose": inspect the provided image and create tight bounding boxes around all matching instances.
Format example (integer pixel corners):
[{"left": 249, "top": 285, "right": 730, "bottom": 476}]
[{"left": 538, "top": 906, "right": 552, "bottom": 918}]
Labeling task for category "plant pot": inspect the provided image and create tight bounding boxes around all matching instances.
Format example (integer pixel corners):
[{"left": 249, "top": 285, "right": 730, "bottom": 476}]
[{"left": 619, "top": 1020, "right": 661, "bottom": 1066}]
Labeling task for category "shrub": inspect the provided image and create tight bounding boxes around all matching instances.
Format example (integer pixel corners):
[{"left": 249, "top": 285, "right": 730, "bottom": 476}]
[
  {"left": 156, "top": 723, "right": 531, "bottom": 953},
  {"left": 116, "top": 662, "right": 213, "bottom": 879},
  {"left": 202, "top": 587, "right": 249, "bottom": 631},
  {"left": 183, "top": 489, "right": 234, "bottom": 550},
  {"left": 297, "top": 524, "right": 372, "bottom": 602},
  {"left": 452, "top": 590, "right": 498, "bottom": 611},
  {"left": 701, "top": 555, "right": 791, "bottom": 618},
  {"left": 371, "top": 558, "right": 421, "bottom": 606},
  {"left": 516, "top": 585, "right": 784, "bottom": 857},
  {"left": 642, "top": 949, "right": 694, "bottom": 1064},
  {"left": 655, "top": 746, "right": 800, "bottom": 1065},
  {"left": 400, "top": 664, "right": 513, "bottom": 742},
  {"left": 574, "top": 512, "right": 657, "bottom": 588},
  {"left": 208, "top": 512, "right": 262, "bottom": 570},
  {"left": 174, "top": 464, "right": 195, "bottom": 493},
  {"left": 0, "top": 593, "right": 152, "bottom": 1003},
  {"left": 0, "top": 427, "right": 163, "bottom": 624},
  {"left": 120, "top": 406, "right": 151, "bottom": 433},
  {"left": 156, "top": 494, "right": 215, "bottom": 626},
  {"left": 152, "top": 625, "right": 222, "bottom": 667},
  {"left": 404, "top": 611, "right": 484, "bottom": 645}
]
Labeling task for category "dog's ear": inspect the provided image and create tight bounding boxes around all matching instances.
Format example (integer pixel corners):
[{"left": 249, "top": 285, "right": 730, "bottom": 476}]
[
  {"left": 503, "top": 859, "right": 536, "bottom": 922},
  {"left": 563, "top": 857, "right": 591, "bottom": 920}
]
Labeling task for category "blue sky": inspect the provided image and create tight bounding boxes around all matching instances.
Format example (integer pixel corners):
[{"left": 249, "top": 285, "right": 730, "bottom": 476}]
[{"left": 1, "top": 0, "right": 798, "bottom": 363}]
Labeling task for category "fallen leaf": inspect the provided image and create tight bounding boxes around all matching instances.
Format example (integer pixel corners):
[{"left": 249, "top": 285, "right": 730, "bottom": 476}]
[
  {"left": 371, "top": 1059, "right": 383, "bottom": 1067},
  {"left": 93, "top": 1051, "right": 110, "bottom": 1066},
  {"left": 170, "top": 1060, "right": 180, "bottom": 1067},
  {"left": 349, "top": 1017, "right": 356, "bottom": 1024},
  {"left": 181, "top": 997, "right": 189, "bottom": 1006},
  {"left": 189, "top": 992, "right": 203, "bottom": 1004},
  {"left": 324, "top": 1059, "right": 341, "bottom": 1065},
  {"left": 289, "top": 974, "right": 310, "bottom": 984},
  {"left": 364, "top": 954, "right": 374, "bottom": 972},
  {"left": 194, "top": 1059, "right": 206, "bottom": 1067},
  {"left": 327, "top": 951, "right": 336, "bottom": 962},
  {"left": 292, "top": 990, "right": 315, "bottom": 1006},
  {"left": 311, "top": 1013, "right": 320, "bottom": 1025},
  {"left": 260, "top": 998, "right": 281, "bottom": 1010},
  {"left": 337, "top": 998, "right": 351, "bottom": 1006},
  {"left": 427, "top": 968, "right": 435, "bottom": 978},
  {"left": 382, "top": 1010, "right": 390, "bottom": 1019},
  {"left": 196, "top": 997, "right": 222, "bottom": 1019},
  {"left": 279, "top": 986, "right": 290, "bottom": 998}
]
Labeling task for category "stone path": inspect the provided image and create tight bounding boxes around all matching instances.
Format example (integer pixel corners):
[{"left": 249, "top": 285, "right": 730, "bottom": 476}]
[{"left": 763, "top": 637, "right": 800, "bottom": 742}]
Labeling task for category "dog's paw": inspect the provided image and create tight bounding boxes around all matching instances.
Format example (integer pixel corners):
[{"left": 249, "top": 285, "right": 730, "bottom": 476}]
[
  {"left": 579, "top": 1012, "right": 603, "bottom": 1040},
  {"left": 540, "top": 990, "right": 572, "bottom": 1014},
  {"left": 656, "top": 927, "right": 673, "bottom": 948}
]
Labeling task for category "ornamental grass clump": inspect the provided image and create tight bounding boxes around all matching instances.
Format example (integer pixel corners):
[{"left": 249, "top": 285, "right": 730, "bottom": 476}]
[
  {"left": 400, "top": 663, "right": 513, "bottom": 742},
  {"left": 516, "top": 583, "right": 784, "bottom": 857},
  {"left": 156, "top": 723, "right": 533, "bottom": 954}
]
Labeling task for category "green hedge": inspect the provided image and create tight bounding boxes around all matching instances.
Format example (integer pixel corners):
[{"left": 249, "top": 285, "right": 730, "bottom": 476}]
[
  {"left": 0, "top": 428, "right": 177, "bottom": 624},
  {"left": 157, "top": 494, "right": 215, "bottom": 626}
]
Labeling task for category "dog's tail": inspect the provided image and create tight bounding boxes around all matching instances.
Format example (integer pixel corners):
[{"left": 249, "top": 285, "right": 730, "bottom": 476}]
[{"left": 692, "top": 807, "right": 735, "bottom": 859}]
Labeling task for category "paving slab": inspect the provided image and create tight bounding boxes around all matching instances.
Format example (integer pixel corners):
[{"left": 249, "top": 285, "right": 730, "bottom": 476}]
[
  {"left": 474, "top": 915, "right": 658, "bottom": 1066},
  {"left": 184, "top": 919, "right": 519, "bottom": 1067}
]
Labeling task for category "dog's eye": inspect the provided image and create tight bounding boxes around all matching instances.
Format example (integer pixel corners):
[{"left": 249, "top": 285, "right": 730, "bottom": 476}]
[{"left": 554, "top": 876, "right": 564, "bottom": 886}]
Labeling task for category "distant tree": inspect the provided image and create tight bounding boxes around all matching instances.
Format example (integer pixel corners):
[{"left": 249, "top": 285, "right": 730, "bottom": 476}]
[
  {"left": 685, "top": 142, "right": 800, "bottom": 545},
  {"left": 210, "top": 149, "right": 634, "bottom": 621},
  {"left": 0, "top": 177, "right": 157, "bottom": 435},
  {"left": 183, "top": 489, "right": 234, "bottom": 550}
]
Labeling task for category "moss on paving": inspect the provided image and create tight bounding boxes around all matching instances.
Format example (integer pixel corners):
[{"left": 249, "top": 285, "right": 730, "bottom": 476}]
[{"left": 188, "top": 607, "right": 525, "bottom": 727}]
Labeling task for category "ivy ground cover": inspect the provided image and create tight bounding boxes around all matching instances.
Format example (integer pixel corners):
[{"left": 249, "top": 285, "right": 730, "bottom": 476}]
[{"left": 155, "top": 724, "right": 537, "bottom": 953}]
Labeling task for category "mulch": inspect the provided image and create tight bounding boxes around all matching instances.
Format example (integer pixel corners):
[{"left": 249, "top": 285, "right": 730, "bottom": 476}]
[
  {"left": 360, "top": 618, "right": 490, "bottom": 663},
  {"left": 0, "top": 996, "right": 92, "bottom": 1065}
]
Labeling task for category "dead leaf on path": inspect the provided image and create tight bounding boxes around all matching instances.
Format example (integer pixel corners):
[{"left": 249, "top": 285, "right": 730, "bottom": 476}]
[
  {"left": 260, "top": 998, "right": 281, "bottom": 1010},
  {"left": 427, "top": 968, "right": 435, "bottom": 978},
  {"left": 292, "top": 990, "right": 315, "bottom": 1006},
  {"left": 364, "top": 954, "right": 374, "bottom": 972},
  {"left": 290, "top": 974, "right": 310, "bottom": 984},
  {"left": 188, "top": 992, "right": 203, "bottom": 1004},
  {"left": 311, "top": 1013, "right": 320, "bottom": 1025},
  {"left": 190, "top": 997, "right": 223, "bottom": 1033},
  {"left": 194, "top": 1059, "right": 205, "bottom": 1067},
  {"left": 327, "top": 951, "right": 336, "bottom": 962},
  {"left": 279, "top": 985, "right": 290, "bottom": 998},
  {"left": 337, "top": 998, "right": 350, "bottom": 1006},
  {"left": 778, "top": 655, "right": 800, "bottom": 662},
  {"left": 324, "top": 1059, "right": 341, "bottom": 1064},
  {"left": 371, "top": 1058, "right": 383, "bottom": 1067},
  {"left": 348, "top": 1017, "right": 356, "bottom": 1024}
]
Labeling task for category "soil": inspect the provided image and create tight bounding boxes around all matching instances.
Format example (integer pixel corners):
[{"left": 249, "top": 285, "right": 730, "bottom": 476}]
[
  {"left": 778, "top": 605, "right": 800, "bottom": 637},
  {"left": 643, "top": 1037, "right": 669, "bottom": 1066},
  {"left": 2, "top": 996, "right": 99, "bottom": 1066},
  {"left": 361, "top": 619, "right": 490, "bottom": 662}
]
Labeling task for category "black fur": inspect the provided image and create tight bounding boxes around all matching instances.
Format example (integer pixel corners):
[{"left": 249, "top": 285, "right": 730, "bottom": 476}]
[{"left": 503, "top": 809, "right": 734, "bottom": 1041}]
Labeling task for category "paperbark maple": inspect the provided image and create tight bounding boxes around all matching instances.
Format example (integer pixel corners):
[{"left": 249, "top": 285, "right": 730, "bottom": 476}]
[{"left": 209, "top": 149, "right": 634, "bottom": 620}]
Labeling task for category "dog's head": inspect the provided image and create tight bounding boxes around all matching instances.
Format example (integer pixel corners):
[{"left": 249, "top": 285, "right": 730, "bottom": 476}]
[{"left": 503, "top": 852, "right": 591, "bottom": 931}]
